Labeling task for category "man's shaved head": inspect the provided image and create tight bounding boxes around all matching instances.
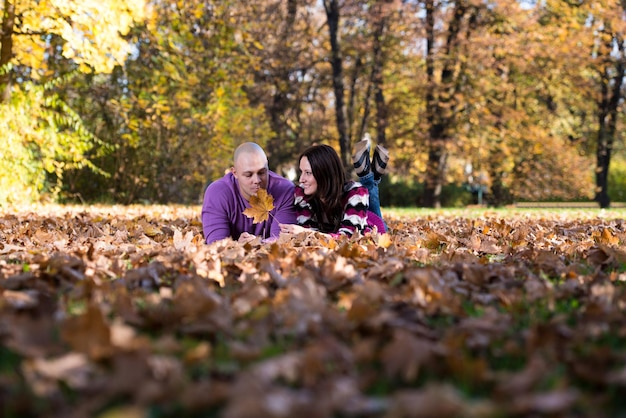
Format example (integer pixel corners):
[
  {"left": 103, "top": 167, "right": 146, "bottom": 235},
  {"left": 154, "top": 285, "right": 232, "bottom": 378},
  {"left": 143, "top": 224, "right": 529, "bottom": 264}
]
[{"left": 234, "top": 142, "right": 267, "bottom": 166}]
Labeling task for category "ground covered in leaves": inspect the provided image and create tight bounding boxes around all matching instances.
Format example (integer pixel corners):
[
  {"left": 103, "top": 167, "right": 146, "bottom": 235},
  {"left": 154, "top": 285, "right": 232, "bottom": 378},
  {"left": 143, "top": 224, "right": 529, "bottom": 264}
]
[{"left": 1, "top": 205, "right": 626, "bottom": 418}]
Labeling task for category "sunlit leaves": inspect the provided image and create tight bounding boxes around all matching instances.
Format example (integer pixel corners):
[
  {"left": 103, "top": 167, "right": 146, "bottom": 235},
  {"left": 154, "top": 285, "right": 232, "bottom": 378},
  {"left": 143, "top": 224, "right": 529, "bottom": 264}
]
[
  {"left": 94, "top": 0, "right": 274, "bottom": 203},
  {"left": 11, "top": 0, "right": 146, "bottom": 75}
]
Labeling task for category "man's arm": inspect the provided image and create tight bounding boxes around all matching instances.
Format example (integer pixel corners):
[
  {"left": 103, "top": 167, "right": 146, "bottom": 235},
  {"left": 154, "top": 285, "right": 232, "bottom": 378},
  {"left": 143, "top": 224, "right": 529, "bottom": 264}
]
[{"left": 201, "top": 182, "right": 233, "bottom": 244}]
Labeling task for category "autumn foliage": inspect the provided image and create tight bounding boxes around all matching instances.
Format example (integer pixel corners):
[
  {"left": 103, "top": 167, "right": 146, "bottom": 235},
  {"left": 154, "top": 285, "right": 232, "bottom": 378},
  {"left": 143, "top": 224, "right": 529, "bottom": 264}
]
[
  {"left": 1, "top": 205, "right": 626, "bottom": 417},
  {"left": 5, "top": 1, "right": 626, "bottom": 207}
]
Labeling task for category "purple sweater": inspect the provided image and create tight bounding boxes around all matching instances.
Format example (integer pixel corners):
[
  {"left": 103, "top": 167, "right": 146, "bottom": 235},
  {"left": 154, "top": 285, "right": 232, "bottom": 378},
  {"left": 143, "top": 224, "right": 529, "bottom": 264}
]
[{"left": 202, "top": 171, "right": 296, "bottom": 244}]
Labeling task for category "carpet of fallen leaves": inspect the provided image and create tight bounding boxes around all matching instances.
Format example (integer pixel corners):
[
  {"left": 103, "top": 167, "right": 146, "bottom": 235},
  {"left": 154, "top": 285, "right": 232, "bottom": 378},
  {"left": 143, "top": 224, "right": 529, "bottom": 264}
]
[{"left": 1, "top": 205, "right": 626, "bottom": 418}]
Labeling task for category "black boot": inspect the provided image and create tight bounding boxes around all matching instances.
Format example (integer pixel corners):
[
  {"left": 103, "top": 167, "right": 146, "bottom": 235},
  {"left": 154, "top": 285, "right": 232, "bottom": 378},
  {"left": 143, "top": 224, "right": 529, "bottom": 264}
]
[
  {"left": 353, "top": 139, "right": 371, "bottom": 177},
  {"left": 372, "top": 145, "right": 389, "bottom": 181}
]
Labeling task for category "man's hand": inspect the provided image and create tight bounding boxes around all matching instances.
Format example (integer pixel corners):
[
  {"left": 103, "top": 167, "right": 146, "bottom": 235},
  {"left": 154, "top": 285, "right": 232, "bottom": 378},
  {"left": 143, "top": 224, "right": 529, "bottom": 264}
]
[{"left": 238, "top": 232, "right": 258, "bottom": 244}]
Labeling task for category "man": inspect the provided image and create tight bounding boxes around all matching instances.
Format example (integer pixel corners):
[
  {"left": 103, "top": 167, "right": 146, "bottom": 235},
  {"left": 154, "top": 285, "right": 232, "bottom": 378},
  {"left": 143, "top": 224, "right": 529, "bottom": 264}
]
[{"left": 201, "top": 142, "right": 296, "bottom": 244}]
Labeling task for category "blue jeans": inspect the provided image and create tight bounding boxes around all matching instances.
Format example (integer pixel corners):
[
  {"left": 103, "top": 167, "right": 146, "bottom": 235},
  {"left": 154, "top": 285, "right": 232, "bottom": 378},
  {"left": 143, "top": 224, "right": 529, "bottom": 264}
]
[{"left": 359, "top": 171, "right": 385, "bottom": 225}]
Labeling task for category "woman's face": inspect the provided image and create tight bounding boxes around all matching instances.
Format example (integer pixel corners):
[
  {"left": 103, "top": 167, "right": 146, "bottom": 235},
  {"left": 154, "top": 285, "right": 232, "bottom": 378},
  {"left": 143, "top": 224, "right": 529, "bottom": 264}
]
[{"left": 299, "top": 156, "right": 318, "bottom": 196}]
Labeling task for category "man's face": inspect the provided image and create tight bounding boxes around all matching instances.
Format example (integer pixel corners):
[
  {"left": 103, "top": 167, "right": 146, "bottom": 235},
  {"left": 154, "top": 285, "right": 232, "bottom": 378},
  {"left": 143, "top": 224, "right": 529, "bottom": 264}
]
[{"left": 232, "top": 152, "right": 269, "bottom": 201}]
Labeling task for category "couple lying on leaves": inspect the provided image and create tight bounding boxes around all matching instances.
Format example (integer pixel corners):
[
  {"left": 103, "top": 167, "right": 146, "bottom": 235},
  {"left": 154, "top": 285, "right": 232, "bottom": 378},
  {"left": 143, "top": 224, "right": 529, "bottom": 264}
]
[{"left": 201, "top": 140, "right": 389, "bottom": 245}]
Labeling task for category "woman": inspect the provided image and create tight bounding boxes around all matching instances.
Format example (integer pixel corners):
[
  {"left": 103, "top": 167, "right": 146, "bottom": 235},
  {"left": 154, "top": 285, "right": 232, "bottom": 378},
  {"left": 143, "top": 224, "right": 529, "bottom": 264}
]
[{"left": 281, "top": 139, "right": 389, "bottom": 237}]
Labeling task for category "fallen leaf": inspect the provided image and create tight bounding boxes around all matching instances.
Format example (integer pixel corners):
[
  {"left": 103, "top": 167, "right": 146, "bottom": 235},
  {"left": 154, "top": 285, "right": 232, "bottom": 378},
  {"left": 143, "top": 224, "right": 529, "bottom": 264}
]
[
  {"left": 243, "top": 189, "right": 274, "bottom": 224},
  {"left": 173, "top": 228, "right": 194, "bottom": 251}
]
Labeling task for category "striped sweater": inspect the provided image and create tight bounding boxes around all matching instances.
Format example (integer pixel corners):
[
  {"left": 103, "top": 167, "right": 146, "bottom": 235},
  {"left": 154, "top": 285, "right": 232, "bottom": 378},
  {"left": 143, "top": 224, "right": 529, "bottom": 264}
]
[{"left": 294, "top": 181, "right": 371, "bottom": 237}]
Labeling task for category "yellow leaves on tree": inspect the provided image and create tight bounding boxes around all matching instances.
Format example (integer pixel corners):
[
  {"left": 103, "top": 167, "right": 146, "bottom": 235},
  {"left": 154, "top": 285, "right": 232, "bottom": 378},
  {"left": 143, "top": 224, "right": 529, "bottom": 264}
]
[
  {"left": 243, "top": 189, "right": 275, "bottom": 224},
  {"left": 10, "top": 0, "right": 146, "bottom": 75}
]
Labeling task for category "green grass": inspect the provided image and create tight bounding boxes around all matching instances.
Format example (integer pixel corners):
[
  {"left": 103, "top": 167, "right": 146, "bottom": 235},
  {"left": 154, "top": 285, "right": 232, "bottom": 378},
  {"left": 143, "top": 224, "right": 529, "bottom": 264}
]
[{"left": 384, "top": 206, "right": 626, "bottom": 220}]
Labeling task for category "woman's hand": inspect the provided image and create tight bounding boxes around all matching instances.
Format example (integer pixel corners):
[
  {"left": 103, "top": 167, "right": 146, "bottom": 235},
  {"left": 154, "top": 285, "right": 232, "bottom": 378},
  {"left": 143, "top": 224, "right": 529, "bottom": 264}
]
[
  {"left": 280, "top": 224, "right": 331, "bottom": 238},
  {"left": 279, "top": 224, "right": 309, "bottom": 234}
]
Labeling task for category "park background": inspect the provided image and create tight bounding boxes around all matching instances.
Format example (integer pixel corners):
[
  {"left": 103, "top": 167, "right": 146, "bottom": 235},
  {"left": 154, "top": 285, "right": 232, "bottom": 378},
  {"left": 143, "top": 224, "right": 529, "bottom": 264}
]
[
  {"left": 1, "top": 0, "right": 626, "bottom": 209},
  {"left": 4, "top": 2, "right": 626, "bottom": 416}
]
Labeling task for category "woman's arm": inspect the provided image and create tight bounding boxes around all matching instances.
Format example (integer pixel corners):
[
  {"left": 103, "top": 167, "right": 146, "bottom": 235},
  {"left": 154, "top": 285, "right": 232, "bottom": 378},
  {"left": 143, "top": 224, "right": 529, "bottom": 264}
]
[{"left": 337, "top": 183, "right": 370, "bottom": 236}]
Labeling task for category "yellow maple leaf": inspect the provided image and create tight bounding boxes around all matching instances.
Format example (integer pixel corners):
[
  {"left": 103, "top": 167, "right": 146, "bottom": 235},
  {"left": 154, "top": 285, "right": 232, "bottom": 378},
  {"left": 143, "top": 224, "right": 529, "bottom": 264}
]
[
  {"left": 600, "top": 228, "right": 620, "bottom": 246},
  {"left": 376, "top": 233, "right": 392, "bottom": 249},
  {"left": 243, "top": 189, "right": 275, "bottom": 224},
  {"left": 138, "top": 219, "right": 162, "bottom": 237}
]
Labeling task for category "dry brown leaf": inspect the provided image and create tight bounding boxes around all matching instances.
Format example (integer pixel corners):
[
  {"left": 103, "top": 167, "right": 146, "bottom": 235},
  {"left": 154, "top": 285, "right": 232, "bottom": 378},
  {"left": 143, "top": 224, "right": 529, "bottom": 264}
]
[
  {"left": 243, "top": 189, "right": 275, "bottom": 224},
  {"left": 387, "top": 384, "right": 466, "bottom": 418},
  {"left": 380, "top": 329, "right": 436, "bottom": 381},
  {"left": 510, "top": 389, "right": 579, "bottom": 415},
  {"left": 599, "top": 227, "right": 620, "bottom": 246},
  {"left": 173, "top": 227, "right": 194, "bottom": 251},
  {"left": 61, "top": 304, "right": 113, "bottom": 359},
  {"left": 138, "top": 218, "right": 163, "bottom": 237}
]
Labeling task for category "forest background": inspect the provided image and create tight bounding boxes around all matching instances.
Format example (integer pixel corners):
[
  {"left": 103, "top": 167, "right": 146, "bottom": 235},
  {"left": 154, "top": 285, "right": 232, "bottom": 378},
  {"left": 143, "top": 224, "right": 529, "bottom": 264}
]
[{"left": 1, "top": 0, "right": 625, "bottom": 209}]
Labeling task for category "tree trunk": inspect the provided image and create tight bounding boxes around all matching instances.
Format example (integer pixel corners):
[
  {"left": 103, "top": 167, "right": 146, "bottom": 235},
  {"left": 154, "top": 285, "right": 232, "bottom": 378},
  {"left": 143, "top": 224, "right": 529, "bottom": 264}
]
[
  {"left": 324, "top": 0, "right": 350, "bottom": 169},
  {"left": 371, "top": 10, "right": 388, "bottom": 147},
  {"left": 422, "top": 1, "right": 466, "bottom": 208},
  {"left": 423, "top": 137, "right": 447, "bottom": 208},
  {"left": 0, "top": 0, "right": 16, "bottom": 103},
  {"left": 488, "top": 168, "right": 513, "bottom": 207},
  {"left": 596, "top": 126, "right": 611, "bottom": 209},
  {"left": 595, "top": 34, "right": 624, "bottom": 209},
  {"left": 265, "top": 0, "right": 300, "bottom": 170},
  {"left": 347, "top": 56, "right": 363, "bottom": 142}
]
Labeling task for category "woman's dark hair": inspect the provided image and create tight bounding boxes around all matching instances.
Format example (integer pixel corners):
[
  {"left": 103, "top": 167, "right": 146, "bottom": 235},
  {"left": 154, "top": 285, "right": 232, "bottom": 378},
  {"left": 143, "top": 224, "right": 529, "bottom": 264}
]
[{"left": 299, "top": 144, "right": 347, "bottom": 232}]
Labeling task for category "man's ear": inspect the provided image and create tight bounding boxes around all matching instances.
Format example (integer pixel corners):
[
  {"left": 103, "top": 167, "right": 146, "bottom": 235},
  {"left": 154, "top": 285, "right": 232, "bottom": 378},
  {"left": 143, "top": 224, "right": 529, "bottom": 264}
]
[{"left": 230, "top": 166, "right": 235, "bottom": 175}]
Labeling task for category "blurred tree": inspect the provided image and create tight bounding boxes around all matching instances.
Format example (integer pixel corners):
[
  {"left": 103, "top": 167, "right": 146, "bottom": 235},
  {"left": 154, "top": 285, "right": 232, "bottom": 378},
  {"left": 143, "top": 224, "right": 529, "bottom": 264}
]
[
  {"left": 458, "top": 0, "right": 596, "bottom": 205},
  {"left": 6, "top": 0, "right": 615, "bottom": 207},
  {"left": 0, "top": 0, "right": 144, "bottom": 101},
  {"left": 420, "top": 0, "right": 489, "bottom": 208},
  {"left": 586, "top": 1, "right": 626, "bottom": 208},
  {"left": 231, "top": 0, "right": 326, "bottom": 174},
  {"left": 0, "top": 0, "right": 144, "bottom": 204},
  {"left": 0, "top": 78, "right": 102, "bottom": 204},
  {"left": 323, "top": 0, "right": 351, "bottom": 168},
  {"left": 517, "top": 0, "right": 626, "bottom": 207},
  {"left": 63, "top": 0, "right": 271, "bottom": 203},
  {"left": 240, "top": 0, "right": 406, "bottom": 177}
]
